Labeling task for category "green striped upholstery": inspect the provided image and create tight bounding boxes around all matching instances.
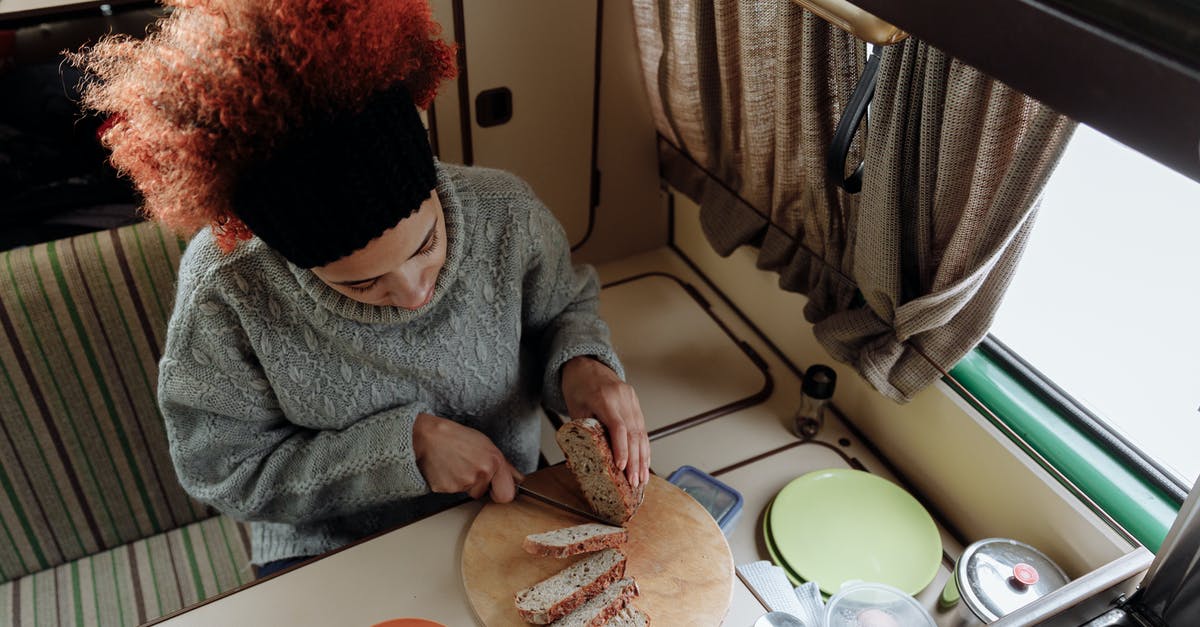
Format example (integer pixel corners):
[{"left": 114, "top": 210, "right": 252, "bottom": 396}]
[
  {"left": 0, "top": 515, "right": 251, "bottom": 626},
  {"left": 0, "top": 221, "right": 213, "bottom": 583}
]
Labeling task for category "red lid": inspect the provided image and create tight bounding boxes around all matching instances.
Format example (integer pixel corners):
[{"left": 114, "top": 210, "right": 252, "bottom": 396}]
[{"left": 1012, "top": 562, "right": 1040, "bottom": 586}]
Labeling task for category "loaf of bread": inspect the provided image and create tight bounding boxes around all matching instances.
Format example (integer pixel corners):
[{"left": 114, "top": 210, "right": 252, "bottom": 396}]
[
  {"left": 556, "top": 418, "right": 645, "bottom": 525},
  {"left": 604, "top": 605, "right": 650, "bottom": 626},
  {"left": 523, "top": 523, "right": 628, "bottom": 558},
  {"left": 548, "top": 577, "right": 640, "bottom": 627},
  {"left": 514, "top": 548, "right": 627, "bottom": 624}
]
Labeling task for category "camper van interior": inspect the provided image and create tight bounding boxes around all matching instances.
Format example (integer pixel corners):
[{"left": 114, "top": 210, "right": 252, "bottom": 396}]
[{"left": 0, "top": 0, "right": 1197, "bottom": 625}]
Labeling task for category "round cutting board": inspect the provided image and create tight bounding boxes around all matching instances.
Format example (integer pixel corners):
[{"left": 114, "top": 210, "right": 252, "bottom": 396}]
[{"left": 462, "top": 464, "right": 734, "bottom": 626}]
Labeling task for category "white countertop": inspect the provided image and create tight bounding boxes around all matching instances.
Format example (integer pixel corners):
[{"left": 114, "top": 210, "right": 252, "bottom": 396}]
[
  {"left": 151, "top": 249, "right": 965, "bottom": 626},
  {"left": 152, "top": 419, "right": 962, "bottom": 626}
]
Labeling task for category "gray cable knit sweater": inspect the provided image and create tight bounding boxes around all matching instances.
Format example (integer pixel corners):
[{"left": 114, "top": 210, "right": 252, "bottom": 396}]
[{"left": 158, "top": 163, "right": 623, "bottom": 565}]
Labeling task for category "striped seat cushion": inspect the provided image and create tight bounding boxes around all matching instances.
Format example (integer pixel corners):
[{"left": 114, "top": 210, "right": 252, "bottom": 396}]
[
  {"left": 0, "top": 515, "right": 251, "bottom": 626},
  {"left": 0, "top": 222, "right": 212, "bottom": 583}
]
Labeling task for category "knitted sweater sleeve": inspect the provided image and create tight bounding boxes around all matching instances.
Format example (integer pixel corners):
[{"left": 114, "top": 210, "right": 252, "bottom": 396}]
[
  {"left": 158, "top": 283, "right": 430, "bottom": 526},
  {"left": 520, "top": 195, "right": 625, "bottom": 415}
]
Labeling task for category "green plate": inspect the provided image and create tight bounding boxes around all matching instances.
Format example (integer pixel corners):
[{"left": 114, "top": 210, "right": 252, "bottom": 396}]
[
  {"left": 768, "top": 469, "right": 942, "bottom": 596},
  {"left": 762, "top": 497, "right": 806, "bottom": 586}
]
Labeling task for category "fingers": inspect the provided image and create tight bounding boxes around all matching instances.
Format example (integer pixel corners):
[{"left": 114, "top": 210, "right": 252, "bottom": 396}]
[
  {"left": 584, "top": 383, "right": 653, "bottom": 489},
  {"left": 489, "top": 460, "right": 518, "bottom": 504},
  {"left": 466, "top": 478, "right": 490, "bottom": 500},
  {"left": 416, "top": 416, "right": 532, "bottom": 503},
  {"left": 601, "top": 410, "right": 630, "bottom": 475},
  {"left": 619, "top": 391, "right": 649, "bottom": 489},
  {"left": 626, "top": 421, "right": 651, "bottom": 488},
  {"left": 633, "top": 395, "right": 651, "bottom": 485},
  {"left": 624, "top": 423, "right": 642, "bottom": 489},
  {"left": 639, "top": 427, "right": 652, "bottom": 485},
  {"left": 625, "top": 424, "right": 648, "bottom": 488}
]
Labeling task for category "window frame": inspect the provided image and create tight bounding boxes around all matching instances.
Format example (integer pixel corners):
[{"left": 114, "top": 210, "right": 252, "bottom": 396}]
[
  {"left": 947, "top": 336, "right": 1184, "bottom": 551},
  {"left": 846, "top": 0, "right": 1200, "bottom": 555}
]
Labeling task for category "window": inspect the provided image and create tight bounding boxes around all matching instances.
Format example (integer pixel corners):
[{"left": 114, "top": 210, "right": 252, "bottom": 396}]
[{"left": 989, "top": 124, "right": 1200, "bottom": 487}]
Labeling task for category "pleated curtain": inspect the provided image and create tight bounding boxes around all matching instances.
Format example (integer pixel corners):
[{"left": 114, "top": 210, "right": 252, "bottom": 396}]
[
  {"left": 634, "top": 0, "right": 866, "bottom": 325},
  {"left": 632, "top": 1, "right": 1075, "bottom": 402},
  {"left": 817, "top": 40, "right": 1076, "bottom": 401}
]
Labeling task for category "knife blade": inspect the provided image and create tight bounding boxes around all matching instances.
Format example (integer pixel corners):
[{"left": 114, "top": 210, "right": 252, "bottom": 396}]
[{"left": 516, "top": 484, "right": 613, "bottom": 525}]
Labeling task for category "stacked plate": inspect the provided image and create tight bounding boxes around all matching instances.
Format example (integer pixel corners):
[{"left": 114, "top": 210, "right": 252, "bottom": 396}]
[{"left": 762, "top": 469, "right": 943, "bottom": 596}]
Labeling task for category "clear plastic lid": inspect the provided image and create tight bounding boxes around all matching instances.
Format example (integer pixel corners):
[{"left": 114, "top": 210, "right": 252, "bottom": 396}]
[
  {"left": 666, "top": 465, "right": 743, "bottom": 529},
  {"left": 824, "top": 581, "right": 936, "bottom": 627}
]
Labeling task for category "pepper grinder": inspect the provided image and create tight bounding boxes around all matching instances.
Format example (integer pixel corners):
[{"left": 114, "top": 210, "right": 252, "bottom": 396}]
[{"left": 792, "top": 365, "right": 837, "bottom": 440}]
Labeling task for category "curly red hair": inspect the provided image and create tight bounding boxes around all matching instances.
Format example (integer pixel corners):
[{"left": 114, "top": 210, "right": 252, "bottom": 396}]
[{"left": 72, "top": 0, "right": 456, "bottom": 251}]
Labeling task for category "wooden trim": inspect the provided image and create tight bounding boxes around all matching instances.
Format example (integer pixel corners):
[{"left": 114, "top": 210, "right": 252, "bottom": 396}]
[
  {"left": 570, "top": 0, "right": 604, "bottom": 252},
  {"left": 710, "top": 440, "right": 959, "bottom": 570},
  {"left": 426, "top": 97, "right": 440, "bottom": 159},
  {"left": 451, "top": 0, "right": 473, "bottom": 166},
  {"left": 666, "top": 241, "right": 970, "bottom": 551},
  {"left": 598, "top": 271, "right": 775, "bottom": 439}
]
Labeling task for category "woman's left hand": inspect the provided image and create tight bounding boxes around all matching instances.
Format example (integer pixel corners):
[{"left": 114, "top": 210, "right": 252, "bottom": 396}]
[{"left": 561, "top": 356, "right": 651, "bottom": 489}]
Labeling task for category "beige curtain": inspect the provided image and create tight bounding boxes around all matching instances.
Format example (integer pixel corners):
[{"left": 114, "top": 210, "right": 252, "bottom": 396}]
[
  {"left": 813, "top": 40, "right": 1076, "bottom": 401},
  {"left": 632, "top": 0, "right": 866, "bottom": 322},
  {"left": 632, "top": 2, "right": 1075, "bottom": 402}
]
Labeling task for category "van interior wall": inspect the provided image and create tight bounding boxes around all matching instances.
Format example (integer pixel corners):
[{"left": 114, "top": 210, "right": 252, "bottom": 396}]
[
  {"left": 572, "top": 0, "right": 664, "bottom": 265},
  {"left": 426, "top": 0, "right": 1133, "bottom": 577},
  {"left": 428, "top": 0, "right": 665, "bottom": 265},
  {"left": 669, "top": 191, "right": 1133, "bottom": 577}
]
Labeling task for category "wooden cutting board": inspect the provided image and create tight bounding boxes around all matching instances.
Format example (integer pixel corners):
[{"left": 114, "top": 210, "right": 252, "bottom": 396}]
[{"left": 461, "top": 464, "right": 734, "bottom": 626}]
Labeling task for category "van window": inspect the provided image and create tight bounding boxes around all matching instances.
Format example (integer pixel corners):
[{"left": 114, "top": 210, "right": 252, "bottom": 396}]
[{"left": 989, "top": 123, "right": 1200, "bottom": 485}]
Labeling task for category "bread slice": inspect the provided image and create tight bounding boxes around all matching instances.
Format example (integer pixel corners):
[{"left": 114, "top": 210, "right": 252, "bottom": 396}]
[
  {"left": 604, "top": 605, "right": 650, "bottom": 626},
  {"left": 524, "top": 523, "right": 629, "bottom": 558},
  {"left": 556, "top": 418, "right": 645, "bottom": 525},
  {"left": 514, "top": 548, "right": 626, "bottom": 624},
  {"left": 549, "top": 577, "right": 640, "bottom": 627}
]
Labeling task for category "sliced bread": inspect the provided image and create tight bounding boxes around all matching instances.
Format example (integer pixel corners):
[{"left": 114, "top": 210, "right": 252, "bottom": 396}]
[
  {"left": 556, "top": 418, "right": 645, "bottom": 525},
  {"left": 514, "top": 548, "right": 627, "bottom": 624},
  {"left": 549, "top": 577, "right": 640, "bottom": 627},
  {"left": 524, "top": 523, "right": 629, "bottom": 558},
  {"left": 604, "top": 605, "right": 650, "bottom": 626}
]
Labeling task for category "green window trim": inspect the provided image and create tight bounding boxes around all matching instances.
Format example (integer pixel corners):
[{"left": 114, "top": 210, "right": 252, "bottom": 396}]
[{"left": 948, "top": 347, "right": 1179, "bottom": 552}]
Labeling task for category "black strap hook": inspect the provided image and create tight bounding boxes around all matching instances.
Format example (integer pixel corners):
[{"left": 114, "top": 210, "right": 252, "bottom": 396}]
[{"left": 827, "top": 47, "right": 884, "bottom": 194}]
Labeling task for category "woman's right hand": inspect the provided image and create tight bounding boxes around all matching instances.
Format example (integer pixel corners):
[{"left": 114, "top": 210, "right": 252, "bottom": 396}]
[{"left": 412, "top": 413, "right": 524, "bottom": 503}]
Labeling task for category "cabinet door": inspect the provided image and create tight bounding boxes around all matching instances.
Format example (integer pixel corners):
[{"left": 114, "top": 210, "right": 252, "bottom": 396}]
[{"left": 430, "top": 0, "right": 598, "bottom": 248}]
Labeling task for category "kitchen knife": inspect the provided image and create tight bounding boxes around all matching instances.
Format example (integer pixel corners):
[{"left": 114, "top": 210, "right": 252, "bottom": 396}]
[{"left": 516, "top": 484, "right": 612, "bottom": 525}]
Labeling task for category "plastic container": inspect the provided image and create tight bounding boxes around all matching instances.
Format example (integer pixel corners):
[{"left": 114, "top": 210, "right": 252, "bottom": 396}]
[
  {"left": 824, "top": 581, "right": 936, "bottom": 627},
  {"left": 667, "top": 465, "right": 743, "bottom": 535}
]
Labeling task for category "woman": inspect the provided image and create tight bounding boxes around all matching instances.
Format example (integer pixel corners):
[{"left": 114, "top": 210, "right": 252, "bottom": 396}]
[{"left": 74, "top": 0, "right": 650, "bottom": 578}]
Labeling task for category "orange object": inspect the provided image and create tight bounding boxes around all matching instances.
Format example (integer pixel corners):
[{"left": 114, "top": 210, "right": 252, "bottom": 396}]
[{"left": 371, "top": 619, "right": 446, "bottom": 627}]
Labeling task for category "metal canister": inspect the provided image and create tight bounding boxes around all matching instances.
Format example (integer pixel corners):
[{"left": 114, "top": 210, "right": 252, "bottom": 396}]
[{"left": 940, "top": 538, "right": 1070, "bottom": 625}]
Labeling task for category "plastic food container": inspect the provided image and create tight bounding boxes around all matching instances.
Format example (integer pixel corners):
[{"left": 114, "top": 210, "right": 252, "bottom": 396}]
[
  {"left": 824, "top": 581, "right": 936, "bottom": 627},
  {"left": 667, "top": 465, "right": 743, "bottom": 535}
]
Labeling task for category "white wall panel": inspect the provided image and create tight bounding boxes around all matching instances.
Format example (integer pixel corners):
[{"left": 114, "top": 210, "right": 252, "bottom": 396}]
[{"left": 461, "top": 0, "right": 596, "bottom": 247}]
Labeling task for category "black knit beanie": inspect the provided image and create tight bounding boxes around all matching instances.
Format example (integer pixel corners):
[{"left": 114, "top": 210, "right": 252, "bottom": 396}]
[{"left": 231, "top": 84, "right": 437, "bottom": 269}]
